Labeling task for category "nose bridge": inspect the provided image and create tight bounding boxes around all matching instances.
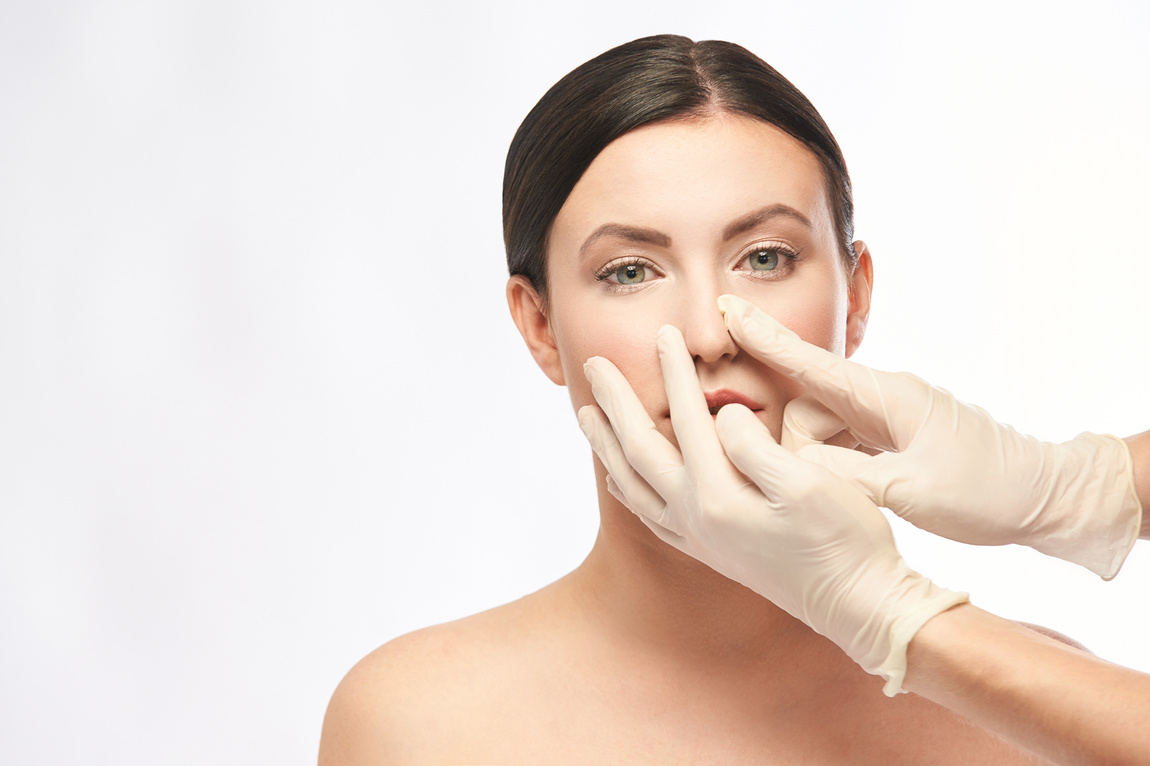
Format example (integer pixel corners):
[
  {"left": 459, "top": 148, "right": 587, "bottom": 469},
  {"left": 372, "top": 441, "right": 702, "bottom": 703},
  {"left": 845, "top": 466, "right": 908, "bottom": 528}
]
[{"left": 674, "top": 270, "right": 738, "bottom": 364}]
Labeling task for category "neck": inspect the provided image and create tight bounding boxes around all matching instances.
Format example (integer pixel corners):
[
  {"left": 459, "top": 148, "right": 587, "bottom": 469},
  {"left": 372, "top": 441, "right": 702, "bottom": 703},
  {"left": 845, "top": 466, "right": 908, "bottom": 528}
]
[{"left": 567, "top": 460, "right": 814, "bottom": 667}]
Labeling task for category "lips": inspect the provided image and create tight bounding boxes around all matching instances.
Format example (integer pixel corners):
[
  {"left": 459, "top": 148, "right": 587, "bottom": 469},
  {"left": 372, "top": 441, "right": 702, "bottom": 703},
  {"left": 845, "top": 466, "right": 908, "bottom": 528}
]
[{"left": 704, "top": 388, "right": 764, "bottom": 416}]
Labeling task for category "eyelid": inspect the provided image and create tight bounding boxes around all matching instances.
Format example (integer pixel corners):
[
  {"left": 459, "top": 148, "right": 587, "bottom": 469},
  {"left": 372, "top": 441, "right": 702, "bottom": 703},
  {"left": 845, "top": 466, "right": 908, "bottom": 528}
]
[
  {"left": 594, "top": 255, "right": 663, "bottom": 284},
  {"left": 734, "top": 239, "right": 802, "bottom": 263},
  {"left": 733, "top": 239, "right": 804, "bottom": 278},
  {"left": 735, "top": 238, "right": 801, "bottom": 258}
]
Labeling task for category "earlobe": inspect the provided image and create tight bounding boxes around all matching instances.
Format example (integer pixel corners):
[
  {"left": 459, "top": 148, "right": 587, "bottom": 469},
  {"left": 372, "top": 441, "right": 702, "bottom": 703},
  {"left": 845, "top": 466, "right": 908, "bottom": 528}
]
[
  {"left": 506, "top": 275, "right": 566, "bottom": 386},
  {"left": 845, "top": 242, "right": 874, "bottom": 359}
]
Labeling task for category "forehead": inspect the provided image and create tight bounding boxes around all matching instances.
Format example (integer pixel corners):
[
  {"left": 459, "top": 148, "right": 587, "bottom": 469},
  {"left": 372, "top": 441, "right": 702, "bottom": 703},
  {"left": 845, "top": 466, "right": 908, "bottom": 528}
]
[{"left": 551, "top": 113, "right": 835, "bottom": 249}]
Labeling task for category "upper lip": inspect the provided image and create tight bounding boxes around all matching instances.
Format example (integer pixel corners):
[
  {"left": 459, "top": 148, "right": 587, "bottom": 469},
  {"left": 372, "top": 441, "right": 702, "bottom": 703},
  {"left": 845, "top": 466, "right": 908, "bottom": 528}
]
[{"left": 704, "top": 388, "right": 763, "bottom": 415}]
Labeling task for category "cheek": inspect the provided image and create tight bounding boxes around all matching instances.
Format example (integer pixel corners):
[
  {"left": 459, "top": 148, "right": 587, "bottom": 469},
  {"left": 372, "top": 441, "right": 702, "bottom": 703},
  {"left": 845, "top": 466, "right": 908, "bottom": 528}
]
[
  {"left": 552, "top": 302, "right": 666, "bottom": 416},
  {"left": 761, "top": 270, "right": 850, "bottom": 356},
  {"left": 740, "top": 269, "right": 850, "bottom": 422}
]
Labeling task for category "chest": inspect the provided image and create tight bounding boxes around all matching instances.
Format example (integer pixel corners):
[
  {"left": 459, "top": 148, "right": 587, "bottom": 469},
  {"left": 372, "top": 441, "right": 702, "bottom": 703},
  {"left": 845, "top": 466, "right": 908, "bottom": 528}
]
[{"left": 427, "top": 665, "right": 1042, "bottom": 765}]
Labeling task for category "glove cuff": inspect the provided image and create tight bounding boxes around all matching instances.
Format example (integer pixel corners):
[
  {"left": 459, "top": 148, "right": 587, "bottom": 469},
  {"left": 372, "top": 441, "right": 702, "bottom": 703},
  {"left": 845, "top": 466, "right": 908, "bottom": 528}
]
[
  {"left": 877, "top": 579, "right": 969, "bottom": 697},
  {"left": 841, "top": 563, "right": 969, "bottom": 697},
  {"left": 1031, "top": 433, "right": 1142, "bottom": 580}
]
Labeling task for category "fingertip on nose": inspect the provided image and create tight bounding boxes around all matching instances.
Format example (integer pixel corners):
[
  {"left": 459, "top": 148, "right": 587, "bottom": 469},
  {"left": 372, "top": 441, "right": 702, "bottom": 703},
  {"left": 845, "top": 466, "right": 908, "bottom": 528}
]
[
  {"left": 656, "top": 325, "right": 689, "bottom": 356},
  {"left": 717, "top": 294, "right": 747, "bottom": 317}
]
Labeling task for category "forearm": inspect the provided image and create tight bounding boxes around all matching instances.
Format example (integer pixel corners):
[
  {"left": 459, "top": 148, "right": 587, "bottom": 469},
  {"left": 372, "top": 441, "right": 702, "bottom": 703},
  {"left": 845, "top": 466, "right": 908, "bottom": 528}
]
[
  {"left": 904, "top": 603, "right": 1150, "bottom": 766},
  {"left": 1122, "top": 430, "right": 1150, "bottom": 538}
]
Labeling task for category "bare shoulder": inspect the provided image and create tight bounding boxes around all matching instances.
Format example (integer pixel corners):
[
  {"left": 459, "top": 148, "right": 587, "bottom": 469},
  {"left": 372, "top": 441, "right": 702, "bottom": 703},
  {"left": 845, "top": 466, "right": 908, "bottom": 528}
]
[
  {"left": 317, "top": 623, "right": 462, "bottom": 765},
  {"left": 318, "top": 592, "right": 552, "bottom": 765}
]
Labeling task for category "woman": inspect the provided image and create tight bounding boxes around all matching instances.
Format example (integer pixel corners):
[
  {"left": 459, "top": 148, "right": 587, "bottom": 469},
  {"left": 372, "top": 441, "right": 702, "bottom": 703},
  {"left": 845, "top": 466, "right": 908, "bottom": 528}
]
[{"left": 320, "top": 35, "right": 1062, "bottom": 762}]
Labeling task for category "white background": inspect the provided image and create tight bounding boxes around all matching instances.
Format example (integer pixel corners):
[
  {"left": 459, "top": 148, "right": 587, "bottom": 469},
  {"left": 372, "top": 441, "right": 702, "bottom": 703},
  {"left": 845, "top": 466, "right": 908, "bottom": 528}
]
[{"left": 2, "top": 1, "right": 1147, "bottom": 763}]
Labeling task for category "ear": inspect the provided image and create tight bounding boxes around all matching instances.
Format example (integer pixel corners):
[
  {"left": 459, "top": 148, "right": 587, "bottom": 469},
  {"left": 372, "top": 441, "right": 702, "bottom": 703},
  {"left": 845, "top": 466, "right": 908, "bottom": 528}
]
[
  {"left": 506, "top": 275, "right": 566, "bottom": 386},
  {"left": 845, "top": 241, "right": 874, "bottom": 359}
]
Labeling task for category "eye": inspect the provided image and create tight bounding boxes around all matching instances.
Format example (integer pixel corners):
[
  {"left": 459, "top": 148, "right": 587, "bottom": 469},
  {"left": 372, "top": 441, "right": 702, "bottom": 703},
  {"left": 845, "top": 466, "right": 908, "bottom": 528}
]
[
  {"left": 736, "top": 241, "right": 802, "bottom": 280},
  {"left": 594, "top": 257, "right": 659, "bottom": 290},
  {"left": 615, "top": 263, "right": 646, "bottom": 284},
  {"left": 748, "top": 248, "right": 780, "bottom": 271}
]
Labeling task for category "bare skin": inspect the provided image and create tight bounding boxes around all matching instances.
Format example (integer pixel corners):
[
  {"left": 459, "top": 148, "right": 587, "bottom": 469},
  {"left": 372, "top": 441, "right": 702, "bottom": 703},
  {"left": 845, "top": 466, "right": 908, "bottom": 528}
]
[
  {"left": 1125, "top": 430, "right": 1150, "bottom": 538},
  {"left": 319, "top": 116, "right": 1064, "bottom": 763},
  {"left": 907, "top": 603, "right": 1150, "bottom": 766},
  {"left": 320, "top": 468, "right": 1052, "bottom": 764}
]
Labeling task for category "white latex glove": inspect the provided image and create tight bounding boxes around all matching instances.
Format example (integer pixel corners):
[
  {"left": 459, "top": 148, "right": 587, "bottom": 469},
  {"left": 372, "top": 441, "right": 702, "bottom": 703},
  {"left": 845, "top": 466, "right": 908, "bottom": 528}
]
[
  {"left": 577, "top": 325, "right": 968, "bottom": 696},
  {"left": 717, "top": 294, "right": 1143, "bottom": 580}
]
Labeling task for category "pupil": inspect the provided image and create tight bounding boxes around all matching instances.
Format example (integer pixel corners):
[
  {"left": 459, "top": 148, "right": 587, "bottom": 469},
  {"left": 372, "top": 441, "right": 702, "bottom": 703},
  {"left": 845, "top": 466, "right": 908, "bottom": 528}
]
[
  {"left": 614, "top": 263, "right": 645, "bottom": 284},
  {"left": 754, "top": 250, "right": 778, "bottom": 270}
]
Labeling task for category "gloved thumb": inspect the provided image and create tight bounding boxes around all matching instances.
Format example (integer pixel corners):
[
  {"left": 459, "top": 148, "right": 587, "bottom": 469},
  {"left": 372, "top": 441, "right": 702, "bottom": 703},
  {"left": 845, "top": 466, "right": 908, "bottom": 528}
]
[
  {"left": 782, "top": 395, "right": 847, "bottom": 452},
  {"left": 797, "top": 443, "right": 895, "bottom": 510}
]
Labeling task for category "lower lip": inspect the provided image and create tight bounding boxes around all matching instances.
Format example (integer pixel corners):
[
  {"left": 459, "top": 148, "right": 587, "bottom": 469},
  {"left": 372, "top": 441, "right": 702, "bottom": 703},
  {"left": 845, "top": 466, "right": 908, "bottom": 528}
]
[{"left": 710, "top": 408, "right": 765, "bottom": 419}]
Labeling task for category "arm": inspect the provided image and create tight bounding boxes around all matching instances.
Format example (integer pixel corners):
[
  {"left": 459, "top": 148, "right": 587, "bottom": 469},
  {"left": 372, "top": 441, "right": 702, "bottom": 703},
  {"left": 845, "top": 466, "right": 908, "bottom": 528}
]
[
  {"left": 718, "top": 294, "right": 1144, "bottom": 578},
  {"left": 905, "top": 603, "right": 1150, "bottom": 766},
  {"left": 580, "top": 322, "right": 1150, "bottom": 764},
  {"left": 1123, "top": 430, "right": 1150, "bottom": 538}
]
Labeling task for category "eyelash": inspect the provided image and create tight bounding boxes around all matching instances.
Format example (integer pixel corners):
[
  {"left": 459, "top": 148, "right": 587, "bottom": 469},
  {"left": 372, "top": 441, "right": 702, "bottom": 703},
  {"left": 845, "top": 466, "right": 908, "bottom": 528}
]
[
  {"left": 736, "top": 241, "right": 803, "bottom": 279},
  {"left": 593, "top": 241, "right": 804, "bottom": 292},
  {"left": 594, "top": 257, "right": 660, "bottom": 292}
]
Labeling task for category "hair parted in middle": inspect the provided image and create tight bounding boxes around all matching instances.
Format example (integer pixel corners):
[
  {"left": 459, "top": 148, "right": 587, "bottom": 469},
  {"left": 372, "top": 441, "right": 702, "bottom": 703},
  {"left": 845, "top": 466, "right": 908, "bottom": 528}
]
[{"left": 503, "top": 34, "right": 856, "bottom": 303}]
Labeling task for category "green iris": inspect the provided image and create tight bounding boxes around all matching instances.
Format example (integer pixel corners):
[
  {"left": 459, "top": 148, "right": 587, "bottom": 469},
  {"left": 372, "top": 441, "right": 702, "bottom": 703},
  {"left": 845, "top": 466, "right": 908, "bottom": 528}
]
[
  {"left": 616, "top": 263, "right": 646, "bottom": 284},
  {"left": 750, "top": 249, "right": 779, "bottom": 271}
]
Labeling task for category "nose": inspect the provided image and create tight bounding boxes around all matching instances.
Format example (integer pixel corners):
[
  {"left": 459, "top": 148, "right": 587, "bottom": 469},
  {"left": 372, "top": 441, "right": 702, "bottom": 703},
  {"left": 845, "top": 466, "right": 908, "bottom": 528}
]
[{"left": 676, "top": 283, "right": 739, "bottom": 364}]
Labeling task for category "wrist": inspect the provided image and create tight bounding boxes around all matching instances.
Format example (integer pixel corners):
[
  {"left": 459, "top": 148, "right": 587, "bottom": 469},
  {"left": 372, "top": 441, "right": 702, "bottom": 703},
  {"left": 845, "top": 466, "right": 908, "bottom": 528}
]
[
  {"left": 902, "top": 602, "right": 1012, "bottom": 703},
  {"left": 839, "top": 561, "right": 968, "bottom": 697},
  {"left": 1028, "top": 432, "right": 1142, "bottom": 579},
  {"left": 1121, "top": 430, "right": 1150, "bottom": 535}
]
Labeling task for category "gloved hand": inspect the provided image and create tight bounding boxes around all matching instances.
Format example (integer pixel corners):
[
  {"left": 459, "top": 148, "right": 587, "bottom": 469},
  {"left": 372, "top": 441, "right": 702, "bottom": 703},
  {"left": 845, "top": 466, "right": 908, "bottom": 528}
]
[
  {"left": 577, "top": 325, "right": 968, "bottom": 696},
  {"left": 717, "top": 294, "right": 1143, "bottom": 580}
]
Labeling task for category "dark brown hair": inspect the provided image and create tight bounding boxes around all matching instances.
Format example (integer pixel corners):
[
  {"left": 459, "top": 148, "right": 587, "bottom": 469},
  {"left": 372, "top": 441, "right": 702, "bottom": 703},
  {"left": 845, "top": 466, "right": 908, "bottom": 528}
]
[{"left": 503, "top": 34, "right": 855, "bottom": 300}]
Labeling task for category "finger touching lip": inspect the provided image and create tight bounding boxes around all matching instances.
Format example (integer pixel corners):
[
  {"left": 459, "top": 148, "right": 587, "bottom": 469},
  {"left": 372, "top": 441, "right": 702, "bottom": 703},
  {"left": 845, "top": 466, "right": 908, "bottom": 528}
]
[{"left": 704, "top": 388, "right": 763, "bottom": 415}]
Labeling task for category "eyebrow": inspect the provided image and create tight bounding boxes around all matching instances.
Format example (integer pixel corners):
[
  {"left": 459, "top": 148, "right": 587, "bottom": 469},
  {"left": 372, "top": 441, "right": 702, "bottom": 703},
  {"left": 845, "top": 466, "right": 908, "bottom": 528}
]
[
  {"left": 579, "top": 223, "right": 671, "bottom": 257},
  {"left": 722, "top": 203, "right": 812, "bottom": 241},
  {"left": 577, "top": 203, "right": 813, "bottom": 257}
]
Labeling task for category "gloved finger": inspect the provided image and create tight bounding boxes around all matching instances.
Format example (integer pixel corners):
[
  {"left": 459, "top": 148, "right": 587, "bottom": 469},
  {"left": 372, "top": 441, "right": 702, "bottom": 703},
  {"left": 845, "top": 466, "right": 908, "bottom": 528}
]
[
  {"left": 633, "top": 506, "right": 694, "bottom": 555},
  {"left": 717, "top": 292, "right": 855, "bottom": 394},
  {"left": 602, "top": 471, "right": 687, "bottom": 552},
  {"left": 782, "top": 395, "right": 847, "bottom": 452},
  {"left": 796, "top": 442, "right": 890, "bottom": 508},
  {"left": 713, "top": 403, "right": 797, "bottom": 495},
  {"left": 583, "top": 356, "right": 683, "bottom": 499},
  {"left": 604, "top": 472, "right": 662, "bottom": 520},
  {"left": 605, "top": 474, "right": 627, "bottom": 505},
  {"left": 717, "top": 294, "right": 905, "bottom": 451},
  {"left": 656, "top": 324, "right": 728, "bottom": 472},
  {"left": 577, "top": 405, "right": 671, "bottom": 525},
  {"left": 800, "top": 441, "right": 952, "bottom": 531}
]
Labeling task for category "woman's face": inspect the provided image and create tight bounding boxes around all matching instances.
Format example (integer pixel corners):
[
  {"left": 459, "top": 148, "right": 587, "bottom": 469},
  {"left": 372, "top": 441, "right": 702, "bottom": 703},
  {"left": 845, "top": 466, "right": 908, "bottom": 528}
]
[{"left": 513, "top": 113, "right": 871, "bottom": 445}]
